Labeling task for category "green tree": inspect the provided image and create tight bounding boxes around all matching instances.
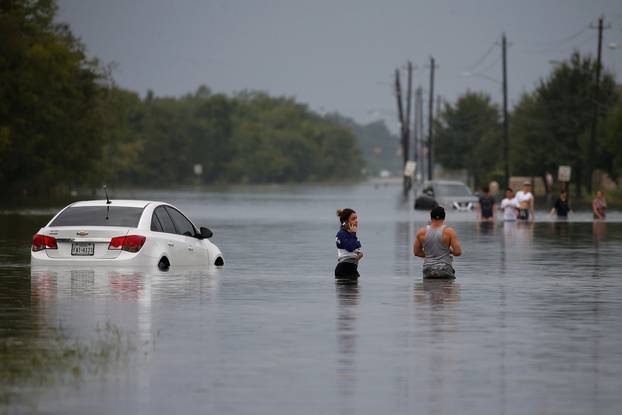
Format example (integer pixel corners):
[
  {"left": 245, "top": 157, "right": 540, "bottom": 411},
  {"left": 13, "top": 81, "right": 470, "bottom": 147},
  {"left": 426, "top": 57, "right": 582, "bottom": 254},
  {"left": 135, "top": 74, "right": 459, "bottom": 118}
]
[
  {"left": 329, "top": 114, "right": 401, "bottom": 177},
  {"left": 510, "top": 52, "right": 617, "bottom": 195},
  {"left": 0, "top": 0, "right": 104, "bottom": 195},
  {"left": 97, "top": 86, "right": 144, "bottom": 186},
  {"left": 434, "top": 91, "right": 501, "bottom": 187},
  {"left": 600, "top": 99, "right": 622, "bottom": 180}
]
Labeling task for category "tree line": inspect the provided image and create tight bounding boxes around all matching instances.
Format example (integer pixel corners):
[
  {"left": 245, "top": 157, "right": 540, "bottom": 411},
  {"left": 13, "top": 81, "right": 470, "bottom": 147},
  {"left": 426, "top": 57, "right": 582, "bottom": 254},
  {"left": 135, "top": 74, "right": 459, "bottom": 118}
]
[
  {"left": 1, "top": 1, "right": 372, "bottom": 198},
  {"left": 434, "top": 52, "right": 620, "bottom": 196}
]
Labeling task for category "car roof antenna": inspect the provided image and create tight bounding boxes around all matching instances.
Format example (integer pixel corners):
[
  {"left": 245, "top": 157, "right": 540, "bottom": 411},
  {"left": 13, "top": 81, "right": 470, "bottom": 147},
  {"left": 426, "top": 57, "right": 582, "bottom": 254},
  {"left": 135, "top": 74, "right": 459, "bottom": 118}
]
[{"left": 103, "top": 185, "right": 111, "bottom": 205}]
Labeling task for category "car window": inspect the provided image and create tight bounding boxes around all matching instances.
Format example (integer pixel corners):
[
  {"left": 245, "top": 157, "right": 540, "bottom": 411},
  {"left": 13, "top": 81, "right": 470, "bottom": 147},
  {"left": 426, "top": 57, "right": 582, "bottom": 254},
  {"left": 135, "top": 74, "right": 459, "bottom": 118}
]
[
  {"left": 154, "top": 207, "right": 176, "bottom": 234},
  {"left": 49, "top": 206, "right": 144, "bottom": 227},
  {"left": 435, "top": 184, "right": 473, "bottom": 197},
  {"left": 150, "top": 213, "right": 163, "bottom": 232},
  {"left": 165, "top": 207, "right": 196, "bottom": 237}
]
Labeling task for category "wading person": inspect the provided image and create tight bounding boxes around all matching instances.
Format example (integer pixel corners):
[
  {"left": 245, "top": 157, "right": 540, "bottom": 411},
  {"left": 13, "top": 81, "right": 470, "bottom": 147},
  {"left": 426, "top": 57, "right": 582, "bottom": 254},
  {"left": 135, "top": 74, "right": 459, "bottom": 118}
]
[
  {"left": 592, "top": 190, "right": 607, "bottom": 220},
  {"left": 501, "top": 188, "right": 519, "bottom": 221},
  {"left": 414, "top": 206, "right": 462, "bottom": 279},
  {"left": 549, "top": 189, "right": 571, "bottom": 219},
  {"left": 515, "top": 181, "right": 535, "bottom": 221},
  {"left": 477, "top": 186, "right": 497, "bottom": 222},
  {"left": 335, "top": 208, "right": 363, "bottom": 279}
]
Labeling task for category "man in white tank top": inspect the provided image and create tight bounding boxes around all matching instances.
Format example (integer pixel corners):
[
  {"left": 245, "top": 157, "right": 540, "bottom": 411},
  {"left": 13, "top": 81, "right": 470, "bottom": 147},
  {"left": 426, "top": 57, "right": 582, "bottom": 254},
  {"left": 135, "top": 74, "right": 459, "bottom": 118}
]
[{"left": 413, "top": 206, "right": 462, "bottom": 278}]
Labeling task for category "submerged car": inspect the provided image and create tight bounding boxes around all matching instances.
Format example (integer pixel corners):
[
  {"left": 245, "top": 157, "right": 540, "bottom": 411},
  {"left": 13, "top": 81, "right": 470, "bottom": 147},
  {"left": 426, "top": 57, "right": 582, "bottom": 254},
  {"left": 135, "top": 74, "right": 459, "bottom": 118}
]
[
  {"left": 414, "top": 180, "right": 478, "bottom": 211},
  {"left": 31, "top": 200, "right": 224, "bottom": 269}
]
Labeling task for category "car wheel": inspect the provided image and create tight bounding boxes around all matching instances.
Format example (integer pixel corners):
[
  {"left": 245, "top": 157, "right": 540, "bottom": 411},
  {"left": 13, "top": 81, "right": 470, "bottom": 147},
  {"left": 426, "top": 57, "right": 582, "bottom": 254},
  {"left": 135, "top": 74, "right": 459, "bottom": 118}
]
[{"left": 158, "top": 257, "right": 170, "bottom": 270}]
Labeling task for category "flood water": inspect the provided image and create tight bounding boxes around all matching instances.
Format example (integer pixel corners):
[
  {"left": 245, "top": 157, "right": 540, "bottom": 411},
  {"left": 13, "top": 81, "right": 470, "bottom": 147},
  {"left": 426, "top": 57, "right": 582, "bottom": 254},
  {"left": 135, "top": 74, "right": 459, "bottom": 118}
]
[{"left": 1, "top": 184, "right": 622, "bottom": 414}]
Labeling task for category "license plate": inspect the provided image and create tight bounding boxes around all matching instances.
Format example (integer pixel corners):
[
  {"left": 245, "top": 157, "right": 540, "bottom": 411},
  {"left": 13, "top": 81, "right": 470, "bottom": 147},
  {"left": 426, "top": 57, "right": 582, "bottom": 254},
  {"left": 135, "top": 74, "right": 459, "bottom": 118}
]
[{"left": 71, "top": 242, "right": 94, "bottom": 256}]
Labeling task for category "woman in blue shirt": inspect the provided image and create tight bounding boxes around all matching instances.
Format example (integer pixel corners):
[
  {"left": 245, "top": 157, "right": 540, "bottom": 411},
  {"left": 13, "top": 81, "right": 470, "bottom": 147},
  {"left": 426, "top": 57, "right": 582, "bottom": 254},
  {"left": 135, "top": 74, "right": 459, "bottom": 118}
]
[{"left": 335, "top": 208, "right": 364, "bottom": 279}]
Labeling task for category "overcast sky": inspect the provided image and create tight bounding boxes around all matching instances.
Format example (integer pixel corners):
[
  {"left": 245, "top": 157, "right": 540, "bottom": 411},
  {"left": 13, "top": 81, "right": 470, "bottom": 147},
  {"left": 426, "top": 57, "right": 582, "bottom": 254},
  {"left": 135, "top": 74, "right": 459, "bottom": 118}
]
[{"left": 57, "top": 0, "right": 622, "bottom": 130}]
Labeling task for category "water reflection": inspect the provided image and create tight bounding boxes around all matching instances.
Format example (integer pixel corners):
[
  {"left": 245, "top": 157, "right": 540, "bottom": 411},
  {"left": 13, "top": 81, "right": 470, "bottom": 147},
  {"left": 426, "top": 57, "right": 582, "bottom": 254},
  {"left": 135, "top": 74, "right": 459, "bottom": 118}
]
[
  {"left": 413, "top": 278, "right": 460, "bottom": 414},
  {"left": 414, "top": 278, "right": 460, "bottom": 306},
  {"left": 592, "top": 221, "right": 607, "bottom": 246},
  {"left": 335, "top": 280, "right": 360, "bottom": 403},
  {"left": 515, "top": 221, "right": 534, "bottom": 248},
  {"left": 475, "top": 220, "right": 496, "bottom": 237},
  {"left": 30, "top": 266, "right": 220, "bottom": 303},
  {"left": 547, "top": 220, "right": 571, "bottom": 242},
  {"left": 394, "top": 221, "right": 414, "bottom": 275}
]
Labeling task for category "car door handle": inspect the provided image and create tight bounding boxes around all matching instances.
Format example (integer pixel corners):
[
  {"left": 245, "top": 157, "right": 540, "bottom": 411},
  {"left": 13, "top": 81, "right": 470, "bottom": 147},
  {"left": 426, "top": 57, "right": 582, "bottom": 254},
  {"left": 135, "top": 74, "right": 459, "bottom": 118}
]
[
  {"left": 188, "top": 247, "right": 194, "bottom": 251},
  {"left": 167, "top": 242, "right": 174, "bottom": 247}
]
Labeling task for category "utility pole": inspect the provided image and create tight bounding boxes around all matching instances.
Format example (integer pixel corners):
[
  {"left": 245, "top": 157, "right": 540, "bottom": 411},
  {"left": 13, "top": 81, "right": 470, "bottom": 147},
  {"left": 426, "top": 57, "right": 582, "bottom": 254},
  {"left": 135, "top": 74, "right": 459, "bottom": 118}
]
[
  {"left": 404, "top": 61, "right": 413, "bottom": 170},
  {"left": 501, "top": 33, "right": 510, "bottom": 190},
  {"left": 414, "top": 87, "right": 423, "bottom": 179},
  {"left": 418, "top": 87, "right": 425, "bottom": 181},
  {"left": 587, "top": 16, "right": 607, "bottom": 194},
  {"left": 395, "top": 64, "right": 414, "bottom": 194},
  {"left": 427, "top": 57, "right": 436, "bottom": 181},
  {"left": 394, "top": 68, "right": 405, "bottom": 157}
]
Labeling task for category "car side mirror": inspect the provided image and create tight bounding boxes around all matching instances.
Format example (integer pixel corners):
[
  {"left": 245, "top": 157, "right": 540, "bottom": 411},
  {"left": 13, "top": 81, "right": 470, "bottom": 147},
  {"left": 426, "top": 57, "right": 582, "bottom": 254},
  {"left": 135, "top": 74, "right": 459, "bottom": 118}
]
[
  {"left": 424, "top": 188, "right": 434, "bottom": 196},
  {"left": 200, "top": 227, "right": 213, "bottom": 239}
]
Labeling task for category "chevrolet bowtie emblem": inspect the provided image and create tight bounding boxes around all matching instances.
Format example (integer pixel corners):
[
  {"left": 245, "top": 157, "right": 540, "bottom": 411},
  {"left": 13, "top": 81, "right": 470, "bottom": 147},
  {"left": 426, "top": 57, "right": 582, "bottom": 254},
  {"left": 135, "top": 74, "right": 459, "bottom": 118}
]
[{"left": 76, "top": 230, "right": 89, "bottom": 236}]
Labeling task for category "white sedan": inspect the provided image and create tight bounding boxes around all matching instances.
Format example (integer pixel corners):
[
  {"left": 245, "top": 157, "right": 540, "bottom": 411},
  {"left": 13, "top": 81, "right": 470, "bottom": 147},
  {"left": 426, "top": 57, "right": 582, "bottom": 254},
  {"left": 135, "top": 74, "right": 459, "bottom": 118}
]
[{"left": 31, "top": 200, "right": 224, "bottom": 269}]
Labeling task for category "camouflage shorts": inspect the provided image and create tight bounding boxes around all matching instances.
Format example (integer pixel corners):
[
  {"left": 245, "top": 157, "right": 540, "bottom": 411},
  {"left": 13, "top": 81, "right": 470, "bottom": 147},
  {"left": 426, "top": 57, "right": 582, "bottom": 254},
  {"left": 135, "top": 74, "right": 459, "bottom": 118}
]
[{"left": 422, "top": 263, "right": 455, "bottom": 279}]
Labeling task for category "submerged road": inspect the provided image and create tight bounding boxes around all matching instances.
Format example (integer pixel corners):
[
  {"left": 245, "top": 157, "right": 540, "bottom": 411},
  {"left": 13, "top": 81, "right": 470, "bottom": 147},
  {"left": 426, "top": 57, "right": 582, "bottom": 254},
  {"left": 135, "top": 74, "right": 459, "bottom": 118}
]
[{"left": 1, "top": 183, "right": 621, "bottom": 414}]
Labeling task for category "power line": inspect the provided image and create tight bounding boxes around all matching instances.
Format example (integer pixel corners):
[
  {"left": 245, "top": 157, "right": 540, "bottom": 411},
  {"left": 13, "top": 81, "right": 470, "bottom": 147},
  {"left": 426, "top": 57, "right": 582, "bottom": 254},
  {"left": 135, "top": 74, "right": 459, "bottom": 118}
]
[
  {"left": 477, "top": 54, "right": 502, "bottom": 75},
  {"left": 522, "top": 26, "right": 590, "bottom": 47},
  {"left": 520, "top": 26, "right": 596, "bottom": 54},
  {"left": 464, "top": 42, "right": 497, "bottom": 72}
]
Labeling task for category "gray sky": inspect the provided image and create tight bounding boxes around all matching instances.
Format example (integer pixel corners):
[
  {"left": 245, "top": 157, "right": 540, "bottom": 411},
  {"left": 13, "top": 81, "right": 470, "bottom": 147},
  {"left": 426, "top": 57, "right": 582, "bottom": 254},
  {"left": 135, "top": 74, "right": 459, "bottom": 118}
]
[{"left": 58, "top": 0, "right": 622, "bottom": 130}]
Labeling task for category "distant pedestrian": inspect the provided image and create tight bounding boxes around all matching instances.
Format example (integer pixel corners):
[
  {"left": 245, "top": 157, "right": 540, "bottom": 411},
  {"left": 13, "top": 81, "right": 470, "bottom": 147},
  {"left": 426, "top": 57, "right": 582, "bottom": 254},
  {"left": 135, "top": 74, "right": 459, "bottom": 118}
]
[
  {"left": 549, "top": 190, "right": 571, "bottom": 219},
  {"left": 414, "top": 206, "right": 462, "bottom": 279},
  {"left": 500, "top": 188, "right": 519, "bottom": 221},
  {"left": 592, "top": 190, "right": 607, "bottom": 220},
  {"left": 515, "top": 181, "right": 535, "bottom": 221},
  {"left": 477, "top": 186, "right": 496, "bottom": 222},
  {"left": 335, "top": 208, "right": 364, "bottom": 279}
]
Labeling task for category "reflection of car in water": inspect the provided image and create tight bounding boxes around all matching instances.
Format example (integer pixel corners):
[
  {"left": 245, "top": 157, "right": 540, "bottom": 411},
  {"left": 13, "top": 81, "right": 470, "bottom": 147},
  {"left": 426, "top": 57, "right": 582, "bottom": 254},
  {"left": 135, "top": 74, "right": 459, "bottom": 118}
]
[
  {"left": 414, "top": 180, "right": 478, "bottom": 211},
  {"left": 31, "top": 200, "right": 224, "bottom": 269}
]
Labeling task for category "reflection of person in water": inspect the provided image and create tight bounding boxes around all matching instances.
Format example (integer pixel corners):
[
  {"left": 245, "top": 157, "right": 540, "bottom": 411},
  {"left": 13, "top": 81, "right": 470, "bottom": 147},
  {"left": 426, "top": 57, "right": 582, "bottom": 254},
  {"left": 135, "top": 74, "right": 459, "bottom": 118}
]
[
  {"left": 335, "top": 279, "right": 360, "bottom": 399},
  {"left": 335, "top": 208, "right": 363, "bottom": 279},
  {"left": 414, "top": 206, "right": 462, "bottom": 278},
  {"left": 592, "top": 221, "right": 607, "bottom": 245},
  {"left": 414, "top": 278, "right": 460, "bottom": 305},
  {"left": 592, "top": 190, "right": 607, "bottom": 220}
]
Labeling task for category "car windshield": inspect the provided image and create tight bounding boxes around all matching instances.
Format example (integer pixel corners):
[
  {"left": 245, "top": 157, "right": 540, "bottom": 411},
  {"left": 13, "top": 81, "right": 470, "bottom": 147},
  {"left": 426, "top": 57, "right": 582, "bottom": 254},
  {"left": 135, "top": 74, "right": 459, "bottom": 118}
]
[
  {"left": 49, "top": 206, "right": 144, "bottom": 227},
  {"left": 435, "top": 184, "right": 473, "bottom": 197}
]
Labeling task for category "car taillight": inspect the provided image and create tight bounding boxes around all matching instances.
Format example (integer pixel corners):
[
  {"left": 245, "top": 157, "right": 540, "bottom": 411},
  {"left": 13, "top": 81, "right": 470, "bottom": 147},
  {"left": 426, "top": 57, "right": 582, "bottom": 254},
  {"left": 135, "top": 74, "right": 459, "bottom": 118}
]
[
  {"left": 32, "top": 234, "right": 57, "bottom": 252},
  {"left": 108, "top": 235, "right": 146, "bottom": 253}
]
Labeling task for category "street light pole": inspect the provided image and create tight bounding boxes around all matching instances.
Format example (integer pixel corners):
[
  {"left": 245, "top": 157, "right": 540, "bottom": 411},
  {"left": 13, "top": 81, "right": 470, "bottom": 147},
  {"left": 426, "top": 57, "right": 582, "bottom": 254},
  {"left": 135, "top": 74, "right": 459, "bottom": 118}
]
[{"left": 501, "top": 33, "right": 510, "bottom": 189}]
